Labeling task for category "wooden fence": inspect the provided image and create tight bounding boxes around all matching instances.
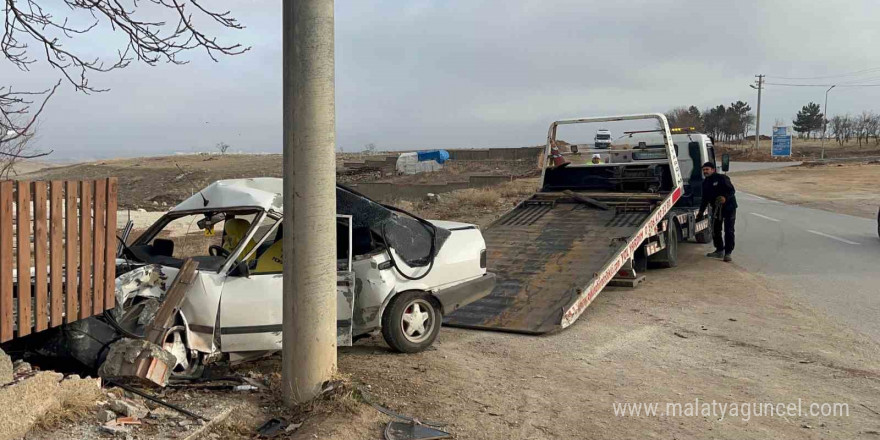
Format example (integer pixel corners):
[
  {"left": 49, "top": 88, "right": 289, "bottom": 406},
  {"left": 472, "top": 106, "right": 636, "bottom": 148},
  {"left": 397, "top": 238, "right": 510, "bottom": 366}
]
[{"left": 0, "top": 178, "right": 118, "bottom": 343}]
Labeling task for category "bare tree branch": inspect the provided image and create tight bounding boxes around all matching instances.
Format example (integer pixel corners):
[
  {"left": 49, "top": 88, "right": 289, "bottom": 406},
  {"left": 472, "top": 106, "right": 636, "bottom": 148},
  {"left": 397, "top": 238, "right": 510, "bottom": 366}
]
[{"left": 2, "top": 0, "right": 249, "bottom": 92}]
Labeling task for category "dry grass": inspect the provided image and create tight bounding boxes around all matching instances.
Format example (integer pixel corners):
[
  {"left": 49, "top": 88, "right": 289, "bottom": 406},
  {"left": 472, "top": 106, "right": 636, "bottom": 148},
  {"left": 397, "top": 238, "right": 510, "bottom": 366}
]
[
  {"left": 29, "top": 402, "right": 96, "bottom": 433},
  {"left": 385, "top": 178, "right": 538, "bottom": 228},
  {"left": 446, "top": 188, "right": 499, "bottom": 208}
]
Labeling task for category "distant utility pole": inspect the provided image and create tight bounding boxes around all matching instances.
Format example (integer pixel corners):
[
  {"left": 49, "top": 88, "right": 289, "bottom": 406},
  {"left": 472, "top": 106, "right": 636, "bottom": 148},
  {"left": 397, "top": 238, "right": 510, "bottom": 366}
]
[
  {"left": 282, "top": 0, "right": 337, "bottom": 406},
  {"left": 750, "top": 74, "right": 764, "bottom": 151},
  {"left": 821, "top": 85, "right": 835, "bottom": 160}
]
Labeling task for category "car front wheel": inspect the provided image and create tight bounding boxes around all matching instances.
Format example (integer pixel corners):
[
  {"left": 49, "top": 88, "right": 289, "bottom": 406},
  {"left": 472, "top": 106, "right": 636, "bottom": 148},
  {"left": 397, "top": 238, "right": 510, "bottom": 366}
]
[{"left": 381, "top": 291, "right": 441, "bottom": 353}]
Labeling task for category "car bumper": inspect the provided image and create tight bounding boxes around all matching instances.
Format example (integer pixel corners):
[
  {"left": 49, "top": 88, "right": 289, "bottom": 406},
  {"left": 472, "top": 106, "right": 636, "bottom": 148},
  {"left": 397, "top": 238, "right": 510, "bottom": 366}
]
[{"left": 433, "top": 273, "right": 496, "bottom": 315}]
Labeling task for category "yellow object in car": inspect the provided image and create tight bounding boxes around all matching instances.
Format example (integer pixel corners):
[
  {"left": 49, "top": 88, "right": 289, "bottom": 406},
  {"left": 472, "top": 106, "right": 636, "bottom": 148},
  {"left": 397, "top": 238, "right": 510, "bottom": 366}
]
[
  {"left": 254, "top": 240, "right": 283, "bottom": 273},
  {"left": 222, "top": 219, "right": 256, "bottom": 262}
]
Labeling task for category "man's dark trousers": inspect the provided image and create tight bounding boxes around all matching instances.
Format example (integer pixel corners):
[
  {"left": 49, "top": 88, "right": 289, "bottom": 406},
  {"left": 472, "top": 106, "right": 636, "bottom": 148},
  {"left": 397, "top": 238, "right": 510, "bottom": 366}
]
[{"left": 713, "top": 205, "right": 736, "bottom": 254}]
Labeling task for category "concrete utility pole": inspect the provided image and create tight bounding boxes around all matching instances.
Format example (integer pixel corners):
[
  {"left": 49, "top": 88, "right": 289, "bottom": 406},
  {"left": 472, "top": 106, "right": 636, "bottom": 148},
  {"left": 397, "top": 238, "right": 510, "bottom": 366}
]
[
  {"left": 750, "top": 74, "right": 764, "bottom": 151},
  {"left": 821, "top": 85, "right": 835, "bottom": 160},
  {"left": 282, "top": 0, "right": 337, "bottom": 406}
]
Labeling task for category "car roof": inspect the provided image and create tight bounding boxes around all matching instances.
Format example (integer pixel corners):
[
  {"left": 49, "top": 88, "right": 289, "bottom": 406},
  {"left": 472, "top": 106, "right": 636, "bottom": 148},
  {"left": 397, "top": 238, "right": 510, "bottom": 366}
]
[{"left": 171, "top": 177, "right": 283, "bottom": 213}]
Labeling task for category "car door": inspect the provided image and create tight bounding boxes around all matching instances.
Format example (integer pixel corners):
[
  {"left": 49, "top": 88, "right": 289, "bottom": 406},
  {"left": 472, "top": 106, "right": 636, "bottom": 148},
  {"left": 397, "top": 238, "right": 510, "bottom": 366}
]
[
  {"left": 218, "top": 214, "right": 356, "bottom": 353},
  {"left": 219, "top": 270, "right": 284, "bottom": 353}
]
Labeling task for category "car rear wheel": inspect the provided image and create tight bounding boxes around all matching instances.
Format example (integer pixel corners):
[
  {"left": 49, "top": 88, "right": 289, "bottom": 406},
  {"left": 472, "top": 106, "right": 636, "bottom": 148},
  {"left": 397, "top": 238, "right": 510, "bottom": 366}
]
[{"left": 381, "top": 291, "right": 441, "bottom": 353}]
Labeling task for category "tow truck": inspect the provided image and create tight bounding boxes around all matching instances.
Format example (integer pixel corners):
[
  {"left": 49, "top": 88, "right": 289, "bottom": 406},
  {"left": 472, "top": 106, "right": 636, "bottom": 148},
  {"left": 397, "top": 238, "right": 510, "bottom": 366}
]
[{"left": 444, "top": 114, "right": 724, "bottom": 334}]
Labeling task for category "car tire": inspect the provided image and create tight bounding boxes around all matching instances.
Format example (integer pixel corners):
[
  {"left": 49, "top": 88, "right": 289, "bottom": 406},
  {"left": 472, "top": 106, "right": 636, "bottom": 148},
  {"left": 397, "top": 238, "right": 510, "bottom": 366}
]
[{"left": 381, "top": 291, "right": 441, "bottom": 353}]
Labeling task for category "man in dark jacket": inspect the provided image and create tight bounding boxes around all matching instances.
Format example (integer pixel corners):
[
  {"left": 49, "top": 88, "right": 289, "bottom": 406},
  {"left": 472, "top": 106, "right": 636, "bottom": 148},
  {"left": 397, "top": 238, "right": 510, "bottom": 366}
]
[{"left": 696, "top": 162, "right": 737, "bottom": 262}]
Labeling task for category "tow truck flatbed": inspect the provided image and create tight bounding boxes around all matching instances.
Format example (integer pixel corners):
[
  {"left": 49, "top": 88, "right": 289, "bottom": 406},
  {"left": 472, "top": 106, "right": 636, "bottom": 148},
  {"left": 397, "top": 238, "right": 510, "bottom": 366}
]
[{"left": 445, "top": 113, "right": 705, "bottom": 334}]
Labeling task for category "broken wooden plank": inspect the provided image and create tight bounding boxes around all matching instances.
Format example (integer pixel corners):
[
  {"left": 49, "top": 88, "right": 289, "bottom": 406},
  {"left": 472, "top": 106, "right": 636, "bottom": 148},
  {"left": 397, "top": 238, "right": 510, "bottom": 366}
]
[
  {"left": 17, "top": 181, "right": 32, "bottom": 337},
  {"left": 0, "top": 181, "right": 13, "bottom": 341},
  {"left": 49, "top": 181, "right": 64, "bottom": 328},
  {"left": 145, "top": 258, "right": 199, "bottom": 344},
  {"left": 33, "top": 181, "right": 49, "bottom": 332}
]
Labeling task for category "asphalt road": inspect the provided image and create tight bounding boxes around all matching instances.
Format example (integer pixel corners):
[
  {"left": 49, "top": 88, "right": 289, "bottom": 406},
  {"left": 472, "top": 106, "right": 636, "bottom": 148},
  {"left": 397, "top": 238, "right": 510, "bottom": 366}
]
[{"left": 710, "top": 162, "right": 880, "bottom": 342}]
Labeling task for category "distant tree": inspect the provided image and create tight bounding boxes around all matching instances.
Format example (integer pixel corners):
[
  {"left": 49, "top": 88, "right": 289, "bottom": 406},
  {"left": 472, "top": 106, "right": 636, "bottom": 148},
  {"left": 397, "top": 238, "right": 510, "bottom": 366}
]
[
  {"left": 702, "top": 105, "right": 726, "bottom": 141},
  {"left": 727, "top": 101, "right": 752, "bottom": 143},
  {"left": 216, "top": 142, "right": 231, "bottom": 155},
  {"left": 664, "top": 106, "right": 703, "bottom": 130},
  {"left": 855, "top": 111, "right": 877, "bottom": 147},
  {"left": 364, "top": 143, "right": 377, "bottom": 154},
  {"left": 793, "top": 102, "right": 824, "bottom": 139}
]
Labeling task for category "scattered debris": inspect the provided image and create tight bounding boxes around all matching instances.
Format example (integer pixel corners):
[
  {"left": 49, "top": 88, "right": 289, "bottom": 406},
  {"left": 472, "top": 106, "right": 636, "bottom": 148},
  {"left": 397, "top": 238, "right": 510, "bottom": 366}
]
[
  {"left": 97, "top": 409, "right": 117, "bottom": 423},
  {"left": 99, "top": 422, "right": 130, "bottom": 435},
  {"left": 728, "top": 318, "right": 737, "bottom": 322},
  {"left": 12, "top": 360, "right": 32, "bottom": 376},
  {"left": 108, "top": 398, "right": 149, "bottom": 419},
  {"left": 802, "top": 424, "right": 813, "bottom": 429},
  {"left": 234, "top": 384, "right": 259, "bottom": 392},
  {"left": 256, "top": 417, "right": 291, "bottom": 438},
  {"left": 674, "top": 332, "right": 688, "bottom": 339},
  {"left": 108, "top": 380, "right": 210, "bottom": 422},
  {"left": 384, "top": 421, "right": 453, "bottom": 440},
  {"left": 115, "top": 416, "right": 143, "bottom": 426},
  {"left": 359, "top": 386, "right": 448, "bottom": 428}
]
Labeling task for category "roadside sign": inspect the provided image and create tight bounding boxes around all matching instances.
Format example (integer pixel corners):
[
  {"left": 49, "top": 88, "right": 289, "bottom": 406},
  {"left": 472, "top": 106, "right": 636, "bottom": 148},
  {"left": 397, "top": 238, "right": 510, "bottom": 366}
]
[{"left": 771, "top": 126, "right": 792, "bottom": 157}]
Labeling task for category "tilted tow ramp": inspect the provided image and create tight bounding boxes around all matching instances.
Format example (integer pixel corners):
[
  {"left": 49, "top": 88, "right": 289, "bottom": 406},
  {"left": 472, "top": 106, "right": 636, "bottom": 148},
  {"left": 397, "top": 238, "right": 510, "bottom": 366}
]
[{"left": 444, "top": 113, "right": 684, "bottom": 334}]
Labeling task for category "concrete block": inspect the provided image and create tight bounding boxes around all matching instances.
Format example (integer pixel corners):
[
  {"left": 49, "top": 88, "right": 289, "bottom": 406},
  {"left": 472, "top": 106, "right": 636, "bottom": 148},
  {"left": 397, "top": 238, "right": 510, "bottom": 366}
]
[{"left": 0, "top": 371, "right": 64, "bottom": 440}]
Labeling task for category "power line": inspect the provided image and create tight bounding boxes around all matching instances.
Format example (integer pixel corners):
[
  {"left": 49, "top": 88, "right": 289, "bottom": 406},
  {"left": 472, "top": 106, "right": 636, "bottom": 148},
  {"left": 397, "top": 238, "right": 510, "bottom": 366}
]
[
  {"left": 766, "top": 66, "right": 880, "bottom": 80},
  {"left": 765, "top": 82, "right": 880, "bottom": 87}
]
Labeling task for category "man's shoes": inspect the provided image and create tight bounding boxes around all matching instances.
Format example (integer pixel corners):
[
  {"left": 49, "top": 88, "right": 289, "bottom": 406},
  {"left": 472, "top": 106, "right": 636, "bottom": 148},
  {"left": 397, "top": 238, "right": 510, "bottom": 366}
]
[
  {"left": 723, "top": 254, "right": 732, "bottom": 262},
  {"left": 706, "top": 250, "right": 724, "bottom": 259}
]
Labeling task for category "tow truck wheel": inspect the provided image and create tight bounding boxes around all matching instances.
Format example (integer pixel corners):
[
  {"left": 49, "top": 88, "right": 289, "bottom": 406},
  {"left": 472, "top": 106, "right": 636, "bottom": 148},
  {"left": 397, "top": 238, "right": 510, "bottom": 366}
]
[
  {"left": 162, "top": 325, "right": 203, "bottom": 378},
  {"left": 650, "top": 219, "right": 679, "bottom": 268},
  {"left": 381, "top": 291, "right": 441, "bottom": 353}
]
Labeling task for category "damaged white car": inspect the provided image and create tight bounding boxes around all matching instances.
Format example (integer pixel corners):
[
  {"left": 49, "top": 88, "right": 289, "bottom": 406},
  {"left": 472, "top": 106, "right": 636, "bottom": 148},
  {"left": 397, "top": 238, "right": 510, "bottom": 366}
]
[{"left": 84, "top": 178, "right": 494, "bottom": 376}]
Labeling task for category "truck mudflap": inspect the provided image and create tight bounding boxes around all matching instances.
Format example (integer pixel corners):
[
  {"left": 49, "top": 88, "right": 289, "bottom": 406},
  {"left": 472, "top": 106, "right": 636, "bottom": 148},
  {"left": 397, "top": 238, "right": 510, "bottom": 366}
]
[{"left": 444, "top": 188, "right": 680, "bottom": 334}]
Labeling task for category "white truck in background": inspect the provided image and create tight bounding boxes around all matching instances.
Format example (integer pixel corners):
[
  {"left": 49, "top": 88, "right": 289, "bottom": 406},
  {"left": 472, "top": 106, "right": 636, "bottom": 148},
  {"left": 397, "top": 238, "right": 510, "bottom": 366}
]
[{"left": 594, "top": 128, "right": 612, "bottom": 149}]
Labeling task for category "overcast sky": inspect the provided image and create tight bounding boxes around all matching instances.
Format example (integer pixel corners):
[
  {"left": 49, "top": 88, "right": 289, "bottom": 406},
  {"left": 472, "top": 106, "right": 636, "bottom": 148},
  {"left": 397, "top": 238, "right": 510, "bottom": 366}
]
[{"left": 4, "top": 0, "right": 880, "bottom": 160}]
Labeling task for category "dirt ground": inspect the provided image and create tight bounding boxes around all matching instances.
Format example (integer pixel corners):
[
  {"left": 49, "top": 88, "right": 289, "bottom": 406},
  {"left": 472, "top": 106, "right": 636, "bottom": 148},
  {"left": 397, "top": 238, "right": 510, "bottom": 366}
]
[
  {"left": 732, "top": 161, "right": 880, "bottom": 219},
  {"left": 201, "top": 245, "right": 880, "bottom": 439}
]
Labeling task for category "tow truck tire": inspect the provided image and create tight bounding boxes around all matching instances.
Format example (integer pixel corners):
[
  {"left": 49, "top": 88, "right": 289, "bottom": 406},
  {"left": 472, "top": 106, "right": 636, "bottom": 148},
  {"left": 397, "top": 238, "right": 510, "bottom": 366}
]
[
  {"left": 382, "top": 291, "right": 441, "bottom": 353},
  {"left": 650, "top": 220, "right": 679, "bottom": 268}
]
